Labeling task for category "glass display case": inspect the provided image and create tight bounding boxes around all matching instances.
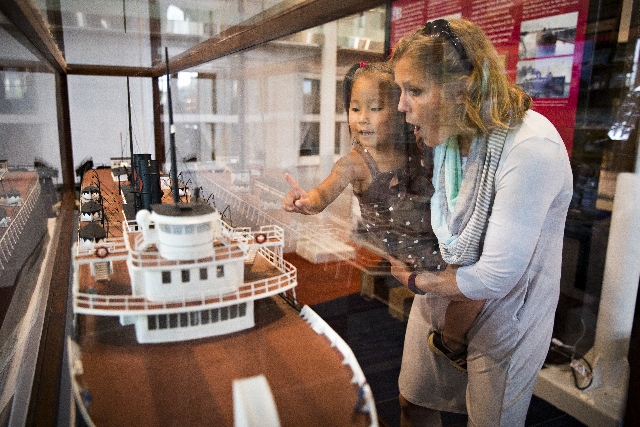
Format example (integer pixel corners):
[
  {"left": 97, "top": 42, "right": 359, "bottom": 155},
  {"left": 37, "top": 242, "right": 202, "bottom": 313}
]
[{"left": 0, "top": 0, "right": 638, "bottom": 425}]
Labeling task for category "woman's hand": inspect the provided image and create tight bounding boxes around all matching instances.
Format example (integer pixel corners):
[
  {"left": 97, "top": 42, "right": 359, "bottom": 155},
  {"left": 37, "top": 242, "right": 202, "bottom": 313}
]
[
  {"left": 389, "top": 256, "right": 466, "bottom": 299},
  {"left": 388, "top": 256, "right": 415, "bottom": 287}
]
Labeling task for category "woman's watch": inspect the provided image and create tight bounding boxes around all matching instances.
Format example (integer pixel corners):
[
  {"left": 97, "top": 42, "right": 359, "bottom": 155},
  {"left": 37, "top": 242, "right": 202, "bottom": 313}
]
[{"left": 407, "top": 271, "right": 426, "bottom": 295}]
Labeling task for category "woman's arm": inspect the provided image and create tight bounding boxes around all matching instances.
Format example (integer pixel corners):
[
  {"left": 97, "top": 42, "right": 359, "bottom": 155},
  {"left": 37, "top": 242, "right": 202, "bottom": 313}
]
[
  {"left": 390, "top": 134, "right": 569, "bottom": 301},
  {"left": 456, "top": 136, "right": 569, "bottom": 300},
  {"left": 389, "top": 258, "right": 472, "bottom": 301}
]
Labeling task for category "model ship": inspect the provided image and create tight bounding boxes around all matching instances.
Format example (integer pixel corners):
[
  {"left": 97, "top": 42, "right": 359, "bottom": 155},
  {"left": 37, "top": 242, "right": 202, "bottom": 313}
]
[{"left": 67, "top": 51, "right": 377, "bottom": 426}]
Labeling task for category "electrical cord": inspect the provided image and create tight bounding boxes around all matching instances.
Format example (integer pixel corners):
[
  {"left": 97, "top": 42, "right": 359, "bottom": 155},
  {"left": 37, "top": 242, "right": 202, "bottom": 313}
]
[
  {"left": 571, "top": 357, "right": 593, "bottom": 390},
  {"left": 550, "top": 316, "right": 593, "bottom": 390}
]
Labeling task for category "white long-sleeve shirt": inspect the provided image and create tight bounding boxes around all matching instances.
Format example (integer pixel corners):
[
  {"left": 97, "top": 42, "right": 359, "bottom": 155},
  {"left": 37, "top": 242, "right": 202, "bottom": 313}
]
[{"left": 399, "top": 110, "right": 573, "bottom": 426}]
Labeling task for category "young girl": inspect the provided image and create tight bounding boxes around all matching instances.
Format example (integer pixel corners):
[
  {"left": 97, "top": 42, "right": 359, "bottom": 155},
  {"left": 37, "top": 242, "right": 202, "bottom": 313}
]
[{"left": 282, "top": 62, "right": 441, "bottom": 271}]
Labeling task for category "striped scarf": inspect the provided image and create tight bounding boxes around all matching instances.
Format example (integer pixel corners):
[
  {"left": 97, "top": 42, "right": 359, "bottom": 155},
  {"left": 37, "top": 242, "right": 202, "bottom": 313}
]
[{"left": 431, "top": 127, "right": 509, "bottom": 266}]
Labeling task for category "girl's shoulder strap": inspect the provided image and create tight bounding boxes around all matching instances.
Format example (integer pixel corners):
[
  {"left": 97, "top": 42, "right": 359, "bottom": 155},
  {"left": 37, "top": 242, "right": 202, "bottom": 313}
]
[{"left": 353, "top": 143, "right": 381, "bottom": 177}]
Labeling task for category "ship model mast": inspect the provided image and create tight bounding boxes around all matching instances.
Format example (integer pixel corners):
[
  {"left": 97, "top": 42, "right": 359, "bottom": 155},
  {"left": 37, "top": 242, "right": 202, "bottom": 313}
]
[{"left": 165, "top": 47, "right": 181, "bottom": 206}]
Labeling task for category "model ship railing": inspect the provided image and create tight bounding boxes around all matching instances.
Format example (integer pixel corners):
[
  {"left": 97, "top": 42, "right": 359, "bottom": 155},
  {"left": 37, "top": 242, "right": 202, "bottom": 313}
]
[
  {"left": 125, "top": 230, "right": 284, "bottom": 267},
  {"left": 300, "top": 305, "right": 379, "bottom": 426},
  {"left": 256, "top": 245, "right": 286, "bottom": 271},
  {"left": 128, "top": 237, "right": 247, "bottom": 266},
  {"left": 75, "top": 238, "right": 129, "bottom": 260},
  {"left": 73, "top": 252, "right": 297, "bottom": 315},
  {"left": 125, "top": 218, "right": 283, "bottom": 248},
  {"left": 215, "top": 222, "right": 285, "bottom": 248},
  {"left": 0, "top": 179, "right": 41, "bottom": 270}
]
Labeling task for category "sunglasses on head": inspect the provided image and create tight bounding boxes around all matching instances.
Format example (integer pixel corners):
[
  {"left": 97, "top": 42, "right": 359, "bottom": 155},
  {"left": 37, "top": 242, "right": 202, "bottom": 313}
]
[{"left": 420, "top": 19, "right": 473, "bottom": 72}]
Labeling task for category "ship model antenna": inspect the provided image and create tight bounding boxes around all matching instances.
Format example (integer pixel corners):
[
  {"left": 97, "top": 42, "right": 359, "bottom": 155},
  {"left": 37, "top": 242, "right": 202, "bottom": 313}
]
[
  {"left": 118, "top": 132, "right": 123, "bottom": 194},
  {"left": 127, "top": 77, "right": 135, "bottom": 184},
  {"left": 165, "top": 47, "right": 180, "bottom": 205}
]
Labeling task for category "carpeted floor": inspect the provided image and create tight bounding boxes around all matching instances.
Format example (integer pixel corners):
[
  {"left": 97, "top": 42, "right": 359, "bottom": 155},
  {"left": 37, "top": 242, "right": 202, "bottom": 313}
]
[
  {"left": 311, "top": 293, "right": 587, "bottom": 427},
  {"left": 284, "top": 248, "right": 383, "bottom": 307}
]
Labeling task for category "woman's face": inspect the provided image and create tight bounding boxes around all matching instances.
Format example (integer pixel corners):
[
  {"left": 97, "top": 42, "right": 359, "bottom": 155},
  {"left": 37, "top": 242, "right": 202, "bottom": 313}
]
[
  {"left": 349, "top": 75, "right": 405, "bottom": 149},
  {"left": 394, "top": 56, "right": 457, "bottom": 148}
]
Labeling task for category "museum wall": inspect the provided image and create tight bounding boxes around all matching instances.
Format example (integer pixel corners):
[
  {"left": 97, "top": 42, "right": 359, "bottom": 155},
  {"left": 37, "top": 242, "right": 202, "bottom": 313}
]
[
  {"left": 67, "top": 75, "right": 155, "bottom": 168},
  {"left": 0, "top": 24, "right": 60, "bottom": 172},
  {"left": 0, "top": 73, "right": 60, "bottom": 168}
]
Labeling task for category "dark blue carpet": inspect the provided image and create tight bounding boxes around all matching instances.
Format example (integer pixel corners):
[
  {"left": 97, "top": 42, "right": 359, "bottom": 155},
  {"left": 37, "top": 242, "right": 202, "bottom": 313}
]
[{"left": 311, "top": 293, "right": 586, "bottom": 427}]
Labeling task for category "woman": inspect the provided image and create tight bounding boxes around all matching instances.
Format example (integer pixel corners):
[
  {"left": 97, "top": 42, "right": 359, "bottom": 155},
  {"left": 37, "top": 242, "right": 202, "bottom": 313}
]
[{"left": 389, "top": 18, "right": 573, "bottom": 426}]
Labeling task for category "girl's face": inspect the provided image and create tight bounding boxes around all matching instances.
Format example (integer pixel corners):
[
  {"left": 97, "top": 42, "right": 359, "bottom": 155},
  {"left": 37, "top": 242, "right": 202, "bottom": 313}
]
[
  {"left": 394, "top": 56, "right": 457, "bottom": 148},
  {"left": 349, "top": 75, "right": 405, "bottom": 149}
]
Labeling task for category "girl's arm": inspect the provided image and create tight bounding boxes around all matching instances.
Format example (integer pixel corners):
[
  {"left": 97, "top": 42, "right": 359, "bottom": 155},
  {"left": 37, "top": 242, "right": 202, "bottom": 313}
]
[{"left": 282, "top": 154, "right": 359, "bottom": 215}]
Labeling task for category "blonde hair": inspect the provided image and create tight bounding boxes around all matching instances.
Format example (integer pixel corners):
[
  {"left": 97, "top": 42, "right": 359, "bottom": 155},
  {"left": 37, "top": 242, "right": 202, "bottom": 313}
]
[{"left": 391, "top": 18, "right": 531, "bottom": 136}]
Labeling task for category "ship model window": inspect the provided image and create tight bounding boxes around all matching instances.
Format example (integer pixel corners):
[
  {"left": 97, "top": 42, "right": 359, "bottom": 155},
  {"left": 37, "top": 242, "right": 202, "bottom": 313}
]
[
  {"left": 148, "top": 316, "right": 157, "bottom": 330},
  {"left": 216, "top": 265, "right": 224, "bottom": 278},
  {"left": 180, "top": 313, "right": 189, "bottom": 327},
  {"left": 220, "top": 306, "right": 229, "bottom": 321},
  {"left": 185, "top": 224, "right": 195, "bottom": 234},
  {"left": 160, "top": 224, "right": 185, "bottom": 234},
  {"left": 158, "top": 315, "right": 168, "bottom": 329},
  {"left": 197, "top": 223, "right": 211, "bottom": 232},
  {"left": 181, "top": 269, "right": 190, "bottom": 282},
  {"left": 239, "top": 303, "right": 247, "bottom": 317},
  {"left": 201, "top": 310, "right": 210, "bottom": 324},
  {"left": 162, "top": 271, "right": 171, "bottom": 284},
  {"left": 199, "top": 268, "right": 208, "bottom": 280},
  {"left": 211, "top": 308, "right": 219, "bottom": 322},
  {"left": 189, "top": 312, "right": 200, "bottom": 326},
  {"left": 169, "top": 313, "right": 178, "bottom": 328},
  {"left": 229, "top": 305, "right": 238, "bottom": 319}
]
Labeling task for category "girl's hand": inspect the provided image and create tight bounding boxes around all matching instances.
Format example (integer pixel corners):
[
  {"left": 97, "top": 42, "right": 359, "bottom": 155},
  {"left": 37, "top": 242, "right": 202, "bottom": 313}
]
[{"left": 282, "top": 173, "right": 314, "bottom": 214}]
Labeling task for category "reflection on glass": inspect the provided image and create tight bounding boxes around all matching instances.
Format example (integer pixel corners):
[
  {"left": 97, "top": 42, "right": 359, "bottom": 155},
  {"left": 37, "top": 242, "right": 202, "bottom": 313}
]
[
  {"left": 303, "top": 78, "right": 320, "bottom": 114},
  {"left": 1, "top": 71, "right": 36, "bottom": 113},
  {"left": 0, "top": 10, "right": 63, "bottom": 421},
  {"left": 300, "top": 122, "right": 320, "bottom": 156}
]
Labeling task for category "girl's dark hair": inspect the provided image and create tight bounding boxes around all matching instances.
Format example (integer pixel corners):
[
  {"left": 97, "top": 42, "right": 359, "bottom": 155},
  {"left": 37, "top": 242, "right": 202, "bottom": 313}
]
[
  {"left": 342, "top": 63, "right": 361, "bottom": 114},
  {"left": 343, "top": 62, "right": 397, "bottom": 114},
  {"left": 342, "top": 61, "right": 413, "bottom": 145}
]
